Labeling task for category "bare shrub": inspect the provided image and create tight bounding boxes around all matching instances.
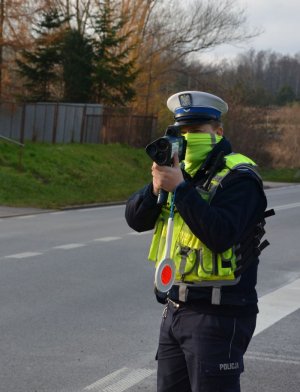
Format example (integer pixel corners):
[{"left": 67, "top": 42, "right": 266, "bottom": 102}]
[
  {"left": 224, "top": 102, "right": 300, "bottom": 168},
  {"left": 224, "top": 104, "right": 274, "bottom": 167},
  {"left": 266, "top": 104, "right": 300, "bottom": 168}
]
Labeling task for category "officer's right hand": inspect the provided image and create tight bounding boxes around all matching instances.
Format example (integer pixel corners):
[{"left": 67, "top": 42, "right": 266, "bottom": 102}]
[{"left": 151, "top": 153, "right": 183, "bottom": 195}]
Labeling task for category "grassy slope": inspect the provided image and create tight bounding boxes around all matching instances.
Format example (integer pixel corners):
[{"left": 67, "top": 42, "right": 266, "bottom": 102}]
[
  {"left": 0, "top": 143, "right": 152, "bottom": 208},
  {"left": 0, "top": 142, "right": 299, "bottom": 208},
  {"left": 259, "top": 167, "right": 300, "bottom": 183}
]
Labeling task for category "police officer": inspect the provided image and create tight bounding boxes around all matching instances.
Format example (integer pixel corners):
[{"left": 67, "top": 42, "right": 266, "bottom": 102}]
[{"left": 125, "top": 91, "right": 270, "bottom": 392}]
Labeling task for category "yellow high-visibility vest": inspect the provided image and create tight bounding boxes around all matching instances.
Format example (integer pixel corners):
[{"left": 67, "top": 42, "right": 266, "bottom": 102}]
[{"left": 148, "top": 153, "right": 260, "bottom": 287}]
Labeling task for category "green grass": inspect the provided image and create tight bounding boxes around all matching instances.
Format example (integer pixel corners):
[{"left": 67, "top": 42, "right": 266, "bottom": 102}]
[
  {"left": 0, "top": 142, "right": 152, "bottom": 208},
  {"left": 0, "top": 142, "right": 299, "bottom": 209},
  {"left": 259, "top": 167, "right": 300, "bottom": 183}
]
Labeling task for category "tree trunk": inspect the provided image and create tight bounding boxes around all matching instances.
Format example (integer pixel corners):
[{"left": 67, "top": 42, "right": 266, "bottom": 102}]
[{"left": 0, "top": 0, "right": 4, "bottom": 101}]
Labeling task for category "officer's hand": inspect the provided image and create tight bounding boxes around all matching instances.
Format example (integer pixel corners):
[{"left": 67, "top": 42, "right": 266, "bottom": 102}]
[{"left": 152, "top": 153, "right": 184, "bottom": 195}]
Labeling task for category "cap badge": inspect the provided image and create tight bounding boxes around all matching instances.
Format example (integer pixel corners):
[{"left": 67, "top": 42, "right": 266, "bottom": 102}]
[{"left": 179, "top": 93, "right": 192, "bottom": 108}]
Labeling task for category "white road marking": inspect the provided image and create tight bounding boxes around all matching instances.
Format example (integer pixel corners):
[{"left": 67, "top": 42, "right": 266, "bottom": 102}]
[
  {"left": 102, "top": 369, "right": 155, "bottom": 392},
  {"left": 266, "top": 185, "right": 300, "bottom": 193},
  {"left": 83, "top": 368, "right": 155, "bottom": 392},
  {"left": 83, "top": 368, "right": 129, "bottom": 390},
  {"left": 254, "top": 278, "right": 300, "bottom": 336},
  {"left": 93, "top": 237, "right": 122, "bottom": 242},
  {"left": 2, "top": 236, "right": 126, "bottom": 260},
  {"left": 272, "top": 201, "right": 300, "bottom": 211},
  {"left": 127, "top": 231, "right": 151, "bottom": 236},
  {"left": 16, "top": 215, "right": 37, "bottom": 219},
  {"left": 5, "top": 251, "right": 43, "bottom": 259},
  {"left": 82, "top": 278, "right": 300, "bottom": 391},
  {"left": 246, "top": 351, "right": 300, "bottom": 365},
  {"left": 53, "top": 243, "right": 86, "bottom": 250},
  {"left": 50, "top": 211, "right": 66, "bottom": 215}
]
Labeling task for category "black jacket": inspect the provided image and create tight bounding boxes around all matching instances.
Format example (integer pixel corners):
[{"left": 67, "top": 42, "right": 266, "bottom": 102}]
[{"left": 125, "top": 138, "right": 267, "bottom": 317}]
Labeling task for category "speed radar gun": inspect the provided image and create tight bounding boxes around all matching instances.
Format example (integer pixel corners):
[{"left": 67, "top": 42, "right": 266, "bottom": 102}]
[
  {"left": 145, "top": 125, "right": 187, "bottom": 205},
  {"left": 146, "top": 125, "right": 187, "bottom": 292}
]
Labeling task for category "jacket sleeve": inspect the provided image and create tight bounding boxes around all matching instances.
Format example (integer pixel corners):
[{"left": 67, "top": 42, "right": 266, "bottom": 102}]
[
  {"left": 174, "top": 176, "right": 267, "bottom": 253},
  {"left": 125, "top": 183, "right": 163, "bottom": 232}
]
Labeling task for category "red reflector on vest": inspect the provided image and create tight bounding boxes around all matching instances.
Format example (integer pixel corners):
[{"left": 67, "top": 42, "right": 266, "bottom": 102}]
[{"left": 155, "top": 258, "right": 175, "bottom": 292}]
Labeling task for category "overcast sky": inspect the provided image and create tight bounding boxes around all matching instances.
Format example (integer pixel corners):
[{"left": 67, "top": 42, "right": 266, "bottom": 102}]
[{"left": 201, "top": 0, "right": 300, "bottom": 62}]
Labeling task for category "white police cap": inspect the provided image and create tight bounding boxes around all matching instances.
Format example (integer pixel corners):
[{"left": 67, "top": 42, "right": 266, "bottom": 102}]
[{"left": 167, "top": 91, "right": 228, "bottom": 124}]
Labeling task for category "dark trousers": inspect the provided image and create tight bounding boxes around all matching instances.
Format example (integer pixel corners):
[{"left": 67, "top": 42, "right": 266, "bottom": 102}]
[{"left": 156, "top": 300, "right": 256, "bottom": 392}]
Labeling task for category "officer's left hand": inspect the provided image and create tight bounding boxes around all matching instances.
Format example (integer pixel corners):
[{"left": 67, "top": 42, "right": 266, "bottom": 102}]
[{"left": 152, "top": 153, "right": 184, "bottom": 194}]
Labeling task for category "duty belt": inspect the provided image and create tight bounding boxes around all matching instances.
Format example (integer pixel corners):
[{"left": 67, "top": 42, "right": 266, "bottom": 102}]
[{"left": 172, "top": 280, "right": 240, "bottom": 305}]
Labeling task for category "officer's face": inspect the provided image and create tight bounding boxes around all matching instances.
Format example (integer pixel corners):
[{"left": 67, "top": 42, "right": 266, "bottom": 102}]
[{"left": 181, "top": 124, "right": 223, "bottom": 136}]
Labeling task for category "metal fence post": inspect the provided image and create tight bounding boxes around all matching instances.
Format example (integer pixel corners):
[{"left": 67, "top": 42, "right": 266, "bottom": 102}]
[
  {"left": 20, "top": 103, "right": 26, "bottom": 145},
  {"left": 80, "top": 104, "right": 87, "bottom": 143}
]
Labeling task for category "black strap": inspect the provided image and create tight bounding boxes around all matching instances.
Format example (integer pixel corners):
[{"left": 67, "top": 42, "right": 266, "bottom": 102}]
[
  {"left": 235, "top": 222, "right": 266, "bottom": 258},
  {"left": 234, "top": 209, "right": 275, "bottom": 277},
  {"left": 182, "top": 150, "right": 226, "bottom": 188},
  {"left": 258, "top": 239, "right": 270, "bottom": 253},
  {"left": 264, "top": 208, "right": 275, "bottom": 218},
  {"left": 202, "top": 151, "right": 225, "bottom": 190},
  {"left": 181, "top": 138, "right": 230, "bottom": 187}
]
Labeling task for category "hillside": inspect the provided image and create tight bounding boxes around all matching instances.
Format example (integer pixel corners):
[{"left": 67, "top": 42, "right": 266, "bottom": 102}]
[
  {"left": 0, "top": 141, "right": 299, "bottom": 209},
  {"left": 0, "top": 143, "right": 151, "bottom": 208}
]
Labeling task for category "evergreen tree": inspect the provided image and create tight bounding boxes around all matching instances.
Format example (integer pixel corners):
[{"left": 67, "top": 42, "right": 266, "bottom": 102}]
[
  {"left": 16, "top": 3, "right": 138, "bottom": 105},
  {"left": 92, "top": 1, "right": 138, "bottom": 106},
  {"left": 276, "top": 85, "right": 296, "bottom": 106},
  {"left": 16, "top": 9, "right": 67, "bottom": 101},
  {"left": 61, "top": 29, "right": 93, "bottom": 103}
]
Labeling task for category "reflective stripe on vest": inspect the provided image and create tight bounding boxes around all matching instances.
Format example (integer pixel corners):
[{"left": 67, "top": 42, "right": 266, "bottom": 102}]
[{"left": 148, "top": 153, "right": 260, "bottom": 286}]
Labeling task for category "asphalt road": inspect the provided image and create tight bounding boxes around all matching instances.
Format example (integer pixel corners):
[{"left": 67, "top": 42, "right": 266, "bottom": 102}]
[{"left": 0, "top": 185, "right": 299, "bottom": 392}]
